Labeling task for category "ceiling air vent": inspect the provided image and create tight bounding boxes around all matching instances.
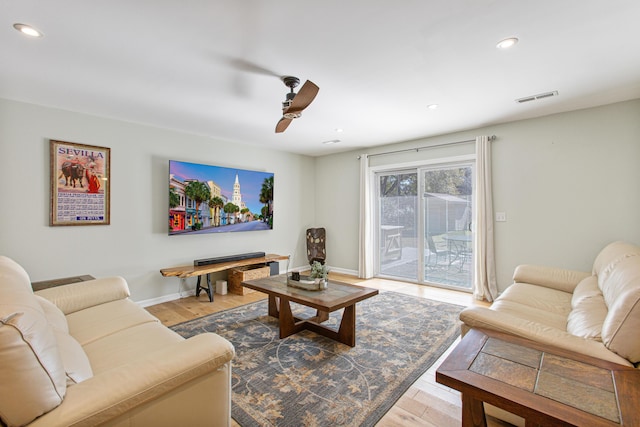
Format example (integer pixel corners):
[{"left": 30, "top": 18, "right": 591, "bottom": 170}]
[{"left": 515, "top": 91, "right": 558, "bottom": 103}]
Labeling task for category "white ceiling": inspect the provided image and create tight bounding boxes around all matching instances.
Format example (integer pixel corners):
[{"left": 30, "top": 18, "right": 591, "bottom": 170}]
[{"left": 2, "top": 1, "right": 640, "bottom": 156}]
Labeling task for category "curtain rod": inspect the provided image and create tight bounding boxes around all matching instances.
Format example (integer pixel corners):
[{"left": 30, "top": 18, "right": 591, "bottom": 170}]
[{"left": 358, "top": 135, "right": 496, "bottom": 159}]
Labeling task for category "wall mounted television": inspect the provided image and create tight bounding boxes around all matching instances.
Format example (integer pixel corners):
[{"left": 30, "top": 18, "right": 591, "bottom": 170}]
[{"left": 169, "top": 160, "right": 274, "bottom": 235}]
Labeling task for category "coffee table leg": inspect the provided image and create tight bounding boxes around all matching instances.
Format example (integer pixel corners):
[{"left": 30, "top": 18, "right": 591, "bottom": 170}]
[
  {"left": 278, "top": 298, "right": 304, "bottom": 339},
  {"left": 268, "top": 295, "right": 281, "bottom": 318},
  {"left": 270, "top": 299, "right": 359, "bottom": 347},
  {"left": 315, "top": 310, "right": 329, "bottom": 323},
  {"left": 461, "top": 394, "right": 487, "bottom": 427},
  {"left": 337, "top": 304, "right": 356, "bottom": 347}
]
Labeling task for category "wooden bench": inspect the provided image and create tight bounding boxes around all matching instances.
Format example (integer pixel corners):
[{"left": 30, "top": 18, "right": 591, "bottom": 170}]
[{"left": 160, "top": 254, "right": 289, "bottom": 301}]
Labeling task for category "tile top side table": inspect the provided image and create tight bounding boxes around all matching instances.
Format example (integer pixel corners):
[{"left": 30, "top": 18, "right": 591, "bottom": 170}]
[{"left": 436, "top": 328, "right": 640, "bottom": 427}]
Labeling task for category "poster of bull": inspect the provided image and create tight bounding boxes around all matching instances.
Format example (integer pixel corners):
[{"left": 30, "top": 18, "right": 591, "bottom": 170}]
[{"left": 50, "top": 140, "right": 110, "bottom": 226}]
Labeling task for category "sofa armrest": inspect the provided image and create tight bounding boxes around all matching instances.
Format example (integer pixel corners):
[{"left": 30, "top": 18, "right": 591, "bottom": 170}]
[
  {"left": 35, "top": 277, "right": 130, "bottom": 314},
  {"left": 29, "top": 333, "right": 235, "bottom": 427},
  {"left": 459, "top": 306, "right": 632, "bottom": 366},
  {"left": 512, "top": 264, "right": 590, "bottom": 293}
]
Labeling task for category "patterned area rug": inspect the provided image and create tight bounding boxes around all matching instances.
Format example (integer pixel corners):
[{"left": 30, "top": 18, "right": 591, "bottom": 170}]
[{"left": 171, "top": 291, "right": 463, "bottom": 427}]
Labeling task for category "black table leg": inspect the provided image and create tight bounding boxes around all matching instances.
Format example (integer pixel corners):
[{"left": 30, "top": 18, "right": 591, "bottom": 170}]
[
  {"left": 195, "top": 274, "right": 214, "bottom": 302},
  {"left": 206, "top": 274, "right": 213, "bottom": 302}
]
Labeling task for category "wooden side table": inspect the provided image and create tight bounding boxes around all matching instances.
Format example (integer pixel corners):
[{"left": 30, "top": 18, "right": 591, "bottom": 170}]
[
  {"left": 31, "top": 274, "right": 95, "bottom": 292},
  {"left": 436, "top": 328, "right": 640, "bottom": 427}
]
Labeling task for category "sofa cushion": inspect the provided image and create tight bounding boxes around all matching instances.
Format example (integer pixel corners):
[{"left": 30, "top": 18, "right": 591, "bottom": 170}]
[
  {"left": 54, "top": 329, "right": 94, "bottom": 385},
  {"left": 82, "top": 322, "right": 183, "bottom": 374},
  {"left": 567, "top": 297, "right": 607, "bottom": 341},
  {"left": 0, "top": 311, "right": 67, "bottom": 427},
  {"left": 35, "top": 294, "right": 69, "bottom": 333},
  {"left": 571, "top": 276, "right": 601, "bottom": 307},
  {"left": 66, "top": 298, "right": 160, "bottom": 346},
  {"left": 593, "top": 241, "right": 640, "bottom": 295},
  {"left": 489, "top": 300, "right": 568, "bottom": 330},
  {"left": 0, "top": 256, "right": 32, "bottom": 294},
  {"left": 33, "top": 295, "right": 92, "bottom": 386},
  {"left": 0, "top": 256, "right": 68, "bottom": 426},
  {"left": 498, "top": 282, "right": 573, "bottom": 318},
  {"left": 600, "top": 256, "right": 640, "bottom": 363},
  {"left": 599, "top": 252, "right": 640, "bottom": 308},
  {"left": 566, "top": 276, "right": 606, "bottom": 340}
]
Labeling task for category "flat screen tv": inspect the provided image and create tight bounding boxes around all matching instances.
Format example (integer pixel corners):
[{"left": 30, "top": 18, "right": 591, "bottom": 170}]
[{"left": 169, "top": 160, "right": 274, "bottom": 235}]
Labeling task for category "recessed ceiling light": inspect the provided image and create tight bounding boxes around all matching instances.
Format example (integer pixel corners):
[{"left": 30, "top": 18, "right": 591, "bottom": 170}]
[
  {"left": 334, "top": 128, "right": 344, "bottom": 133},
  {"left": 427, "top": 104, "right": 439, "bottom": 110},
  {"left": 496, "top": 37, "right": 518, "bottom": 49},
  {"left": 322, "top": 139, "right": 340, "bottom": 145},
  {"left": 13, "top": 23, "right": 43, "bottom": 38}
]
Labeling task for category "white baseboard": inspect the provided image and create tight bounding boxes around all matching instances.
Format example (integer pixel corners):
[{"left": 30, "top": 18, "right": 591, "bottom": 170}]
[
  {"left": 137, "top": 289, "right": 194, "bottom": 307},
  {"left": 328, "top": 266, "right": 358, "bottom": 277}
]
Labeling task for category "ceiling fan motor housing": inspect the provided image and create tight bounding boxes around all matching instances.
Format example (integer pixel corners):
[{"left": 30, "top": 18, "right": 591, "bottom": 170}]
[{"left": 282, "top": 76, "right": 300, "bottom": 89}]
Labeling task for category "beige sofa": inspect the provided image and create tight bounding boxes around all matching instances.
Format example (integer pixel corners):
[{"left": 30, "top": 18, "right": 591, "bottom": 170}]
[
  {"left": 0, "top": 256, "right": 235, "bottom": 427},
  {"left": 460, "top": 241, "right": 640, "bottom": 368}
]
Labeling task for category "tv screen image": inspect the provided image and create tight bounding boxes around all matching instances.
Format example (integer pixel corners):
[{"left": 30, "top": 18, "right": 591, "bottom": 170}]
[{"left": 169, "top": 160, "right": 274, "bottom": 235}]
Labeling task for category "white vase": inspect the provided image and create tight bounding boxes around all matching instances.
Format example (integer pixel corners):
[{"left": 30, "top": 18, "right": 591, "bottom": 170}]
[{"left": 315, "top": 278, "right": 328, "bottom": 290}]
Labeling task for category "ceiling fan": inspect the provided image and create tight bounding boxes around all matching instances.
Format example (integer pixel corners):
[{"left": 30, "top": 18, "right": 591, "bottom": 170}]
[{"left": 275, "top": 76, "right": 319, "bottom": 133}]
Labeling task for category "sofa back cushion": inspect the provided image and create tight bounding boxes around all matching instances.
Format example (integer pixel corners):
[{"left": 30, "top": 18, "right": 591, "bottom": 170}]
[
  {"left": 35, "top": 295, "right": 93, "bottom": 385},
  {"left": 567, "top": 276, "right": 607, "bottom": 341},
  {"left": 592, "top": 241, "right": 640, "bottom": 296},
  {"left": 54, "top": 329, "right": 94, "bottom": 385},
  {"left": 35, "top": 294, "right": 69, "bottom": 333},
  {"left": 590, "top": 242, "right": 640, "bottom": 363},
  {"left": 599, "top": 255, "right": 640, "bottom": 363},
  {"left": 0, "top": 256, "right": 67, "bottom": 426}
]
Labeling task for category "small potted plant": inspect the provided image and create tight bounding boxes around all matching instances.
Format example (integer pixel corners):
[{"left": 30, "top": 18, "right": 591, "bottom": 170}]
[{"left": 309, "top": 261, "right": 329, "bottom": 289}]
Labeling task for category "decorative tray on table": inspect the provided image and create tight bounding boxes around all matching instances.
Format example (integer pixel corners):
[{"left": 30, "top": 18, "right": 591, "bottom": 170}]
[{"left": 287, "top": 274, "right": 327, "bottom": 291}]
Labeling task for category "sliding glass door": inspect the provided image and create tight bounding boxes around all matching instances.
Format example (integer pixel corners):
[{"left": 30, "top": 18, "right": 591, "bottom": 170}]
[
  {"left": 423, "top": 165, "right": 473, "bottom": 290},
  {"left": 377, "top": 170, "right": 418, "bottom": 281},
  {"left": 376, "top": 162, "right": 473, "bottom": 291}
]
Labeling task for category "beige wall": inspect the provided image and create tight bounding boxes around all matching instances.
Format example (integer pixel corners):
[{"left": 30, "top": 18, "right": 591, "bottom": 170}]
[
  {"left": 315, "top": 99, "right": 640, "bottom": 292},
  {"left": 2, "top": 98, "right": 638, "bottom": 300},
  {"left": 0, "top": 99, "right": 316, "bottom": 303}
]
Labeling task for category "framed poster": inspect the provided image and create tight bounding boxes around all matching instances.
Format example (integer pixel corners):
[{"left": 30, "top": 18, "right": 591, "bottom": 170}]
[{"left": 50, "top": 140, "right": 110, "bottom": 226}]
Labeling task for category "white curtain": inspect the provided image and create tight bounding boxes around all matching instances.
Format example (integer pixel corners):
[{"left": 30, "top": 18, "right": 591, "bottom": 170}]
[
  {"left": 358, "top": 154, "right": 374, "bottom": 278},
  {"left": 473, "top": 136, "right": 498, "bottom": 301}
]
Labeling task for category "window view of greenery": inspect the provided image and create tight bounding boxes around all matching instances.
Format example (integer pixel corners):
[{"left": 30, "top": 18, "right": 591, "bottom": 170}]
[{"left": 378, "top": 165, "right": 473, "bottom": 290}]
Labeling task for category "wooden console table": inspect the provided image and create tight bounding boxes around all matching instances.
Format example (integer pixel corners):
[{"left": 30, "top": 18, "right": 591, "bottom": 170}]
[
  {"left": 436, "top": 328, "right": 640, "bottom": 427},
  {"left": 160, "top": 254, "right": 288, "bottom": 302}
]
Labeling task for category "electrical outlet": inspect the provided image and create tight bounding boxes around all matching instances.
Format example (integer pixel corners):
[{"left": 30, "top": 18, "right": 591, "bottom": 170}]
[{"left": 495, "top": 212, "right": 507, "bottom": 222}]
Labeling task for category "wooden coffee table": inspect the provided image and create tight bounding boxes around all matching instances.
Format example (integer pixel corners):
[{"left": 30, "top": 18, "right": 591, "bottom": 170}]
[
  {"left": 241, "top": 275, "right": 378, "bottom": 347},
  {"left": 436, "top": 328, "right": 640, "bottom": 427}
]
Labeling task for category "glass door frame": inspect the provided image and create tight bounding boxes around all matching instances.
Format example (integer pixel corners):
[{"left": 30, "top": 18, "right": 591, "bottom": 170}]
[{"left": 371, "top": 155, "right": 476, "bottom": 292}]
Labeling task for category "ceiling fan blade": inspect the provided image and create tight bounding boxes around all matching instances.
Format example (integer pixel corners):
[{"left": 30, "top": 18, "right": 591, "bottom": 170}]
[
  {"left": 287, "top": 80, "right": 319, "bottom": 113},
  {"left": 275, "top": 117, "right": 292, "bottom": 133},
  {"left": 229, "top": 58, "right": 280, "bottom": 77}
]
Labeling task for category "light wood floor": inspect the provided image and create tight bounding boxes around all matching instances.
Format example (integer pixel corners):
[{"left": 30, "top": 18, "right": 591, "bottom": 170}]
[{"left": 146, "top": 272, "right": 512, "bottom": 427}]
